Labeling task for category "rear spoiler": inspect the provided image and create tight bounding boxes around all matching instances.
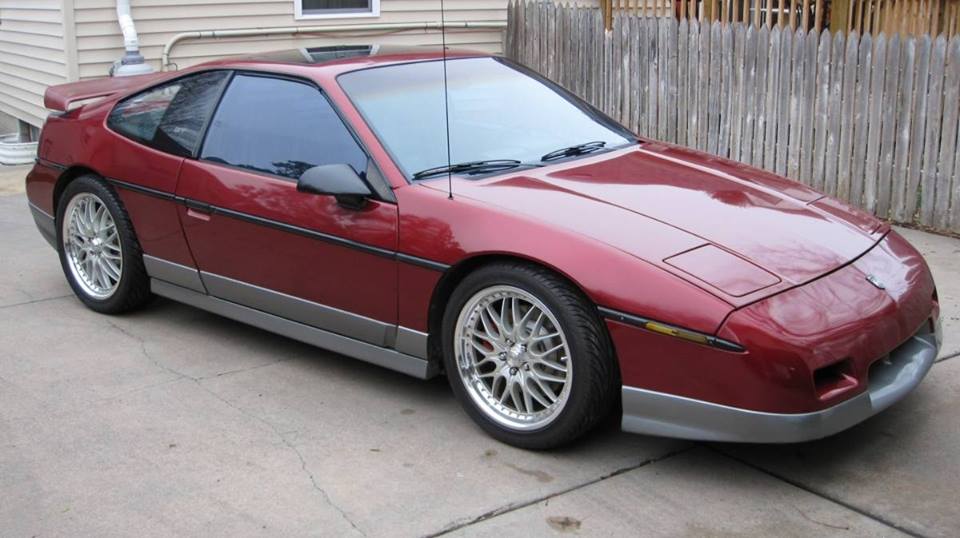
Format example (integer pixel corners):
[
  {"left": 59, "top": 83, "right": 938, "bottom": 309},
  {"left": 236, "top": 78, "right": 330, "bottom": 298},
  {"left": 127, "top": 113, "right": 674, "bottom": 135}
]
[{"left": 44, "top": 73, "right": 168, "bottom": 112}]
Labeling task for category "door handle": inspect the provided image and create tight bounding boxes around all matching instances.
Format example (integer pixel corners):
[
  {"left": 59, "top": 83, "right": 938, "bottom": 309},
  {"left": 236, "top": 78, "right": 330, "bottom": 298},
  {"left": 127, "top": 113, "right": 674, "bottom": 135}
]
[
  {"left": 183, "top": 199, "right": 213, "bottom": 221},
  {"left": 184, "top": 199, "right": 213, "bottom": 213}
]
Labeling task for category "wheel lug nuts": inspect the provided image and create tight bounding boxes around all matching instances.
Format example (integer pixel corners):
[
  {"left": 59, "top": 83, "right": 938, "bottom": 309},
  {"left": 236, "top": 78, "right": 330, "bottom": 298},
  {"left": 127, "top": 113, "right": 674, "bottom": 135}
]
[{"left": 510, "top": 367, "right": 518, "bottom": 375}]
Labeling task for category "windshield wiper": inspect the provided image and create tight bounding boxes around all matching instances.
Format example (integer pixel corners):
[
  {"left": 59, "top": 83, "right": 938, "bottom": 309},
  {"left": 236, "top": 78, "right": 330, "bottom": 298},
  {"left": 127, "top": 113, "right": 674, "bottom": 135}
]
[
  {"left": 540, "top": 141, "right": 607, "bottom": 162},
  {"left": 412, "top": 159, "right": 524, "bottom": 180}
]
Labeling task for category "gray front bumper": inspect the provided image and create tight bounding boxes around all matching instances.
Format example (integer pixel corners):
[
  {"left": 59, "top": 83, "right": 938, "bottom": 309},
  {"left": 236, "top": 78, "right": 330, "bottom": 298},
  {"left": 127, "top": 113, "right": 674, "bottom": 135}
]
[{"left": 621, "top": 328, "right": 940, "bottom": 443}]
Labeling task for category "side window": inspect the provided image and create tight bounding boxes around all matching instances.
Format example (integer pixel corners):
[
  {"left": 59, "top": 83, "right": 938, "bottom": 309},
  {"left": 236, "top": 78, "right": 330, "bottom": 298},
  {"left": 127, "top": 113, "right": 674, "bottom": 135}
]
[
  {"left": 108, "top": 83, "right": 181, "bottom": 144},
  {"left": 200, "top": 74, "right": 367, "bottom": 180},
  {"left": 108, "top": 71, "right": 230, "bottom": 157}
]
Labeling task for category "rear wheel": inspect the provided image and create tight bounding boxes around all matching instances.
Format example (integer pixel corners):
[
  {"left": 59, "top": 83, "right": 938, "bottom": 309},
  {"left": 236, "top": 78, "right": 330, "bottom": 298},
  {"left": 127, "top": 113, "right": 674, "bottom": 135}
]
[
  {"left": 56, "top": 175, "right": 152, "bottom": 314},
  {"left": 442, "top": 262, "right": 617, "bottom": 449}
]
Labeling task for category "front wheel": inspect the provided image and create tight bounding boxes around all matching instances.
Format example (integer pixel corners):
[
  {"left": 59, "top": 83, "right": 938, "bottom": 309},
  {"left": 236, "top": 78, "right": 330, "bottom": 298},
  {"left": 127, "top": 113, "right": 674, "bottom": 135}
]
[{"left": 442, "top": 262, "right": 617, "bottom": 449}]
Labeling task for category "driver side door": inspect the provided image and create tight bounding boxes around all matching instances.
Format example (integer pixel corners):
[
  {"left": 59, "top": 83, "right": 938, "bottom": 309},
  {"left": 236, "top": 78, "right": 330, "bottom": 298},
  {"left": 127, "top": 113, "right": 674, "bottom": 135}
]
[{"left": 175, "top": 72, "right": 399, "bottom": 348}]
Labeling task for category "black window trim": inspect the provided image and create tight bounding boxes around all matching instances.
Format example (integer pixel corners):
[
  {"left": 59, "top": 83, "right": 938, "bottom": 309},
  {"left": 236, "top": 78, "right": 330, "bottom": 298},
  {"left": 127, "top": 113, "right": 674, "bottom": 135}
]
[
  {"left": 196, "top": 68, "right": 395, "bottom": 204},
  {"left": 106, "top": 68, "right": 234, "bottom": 160},
  {"left": 334, "top": 56, "right": 640, "bottom": 185}
]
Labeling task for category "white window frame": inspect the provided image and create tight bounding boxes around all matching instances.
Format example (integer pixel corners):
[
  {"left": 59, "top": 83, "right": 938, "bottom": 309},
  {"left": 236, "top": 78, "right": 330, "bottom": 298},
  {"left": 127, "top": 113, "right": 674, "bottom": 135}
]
[{"left": 294, "top": 0, "right": 381, "bottom": 20}]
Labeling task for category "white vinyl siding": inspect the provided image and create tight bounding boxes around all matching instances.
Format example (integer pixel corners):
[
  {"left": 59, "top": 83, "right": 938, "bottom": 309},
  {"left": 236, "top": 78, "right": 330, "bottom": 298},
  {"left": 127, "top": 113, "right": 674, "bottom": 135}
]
[
  {"left": 0, "top": 0, "right": 69, "bottom": 127},
  {"left": 73, "top": 0, "right": 507, "bottom": 78},
  {"left": 0, "top": 0, "right": 506, "bottom": 128}
]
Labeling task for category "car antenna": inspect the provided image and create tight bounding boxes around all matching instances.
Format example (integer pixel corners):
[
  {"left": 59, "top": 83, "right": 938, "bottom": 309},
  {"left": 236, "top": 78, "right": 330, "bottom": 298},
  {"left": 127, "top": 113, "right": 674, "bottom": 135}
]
[{"left": 440, "top": 0, "right": 453, "bottom": 200}]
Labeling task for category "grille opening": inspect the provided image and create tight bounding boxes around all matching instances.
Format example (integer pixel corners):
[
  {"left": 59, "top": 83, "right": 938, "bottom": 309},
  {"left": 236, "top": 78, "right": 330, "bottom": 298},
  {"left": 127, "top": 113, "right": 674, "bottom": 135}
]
[{"left": 814, "top": 359, "right": 857, "bottom": 400}]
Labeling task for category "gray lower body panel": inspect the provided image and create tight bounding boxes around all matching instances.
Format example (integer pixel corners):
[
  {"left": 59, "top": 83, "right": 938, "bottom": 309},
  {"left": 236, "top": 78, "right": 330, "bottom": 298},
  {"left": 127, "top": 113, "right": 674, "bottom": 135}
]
[
  {"left": 142, "top": 255, "right": 435, "bottom": 378},
  {"left": 621, "top": 331, "right": 939, "bottom": 443},
  {"left": 29, "top": 202, "right": 56, "bottom": 248},
  {"left": 143, "top": 255, "right": 206, "bottom": 293},
  {"left": 199, "top": 271, "right": 396, "bottom": 348},
  {"left": 151, "top": 279, "right": 437, "bottom": 379}
]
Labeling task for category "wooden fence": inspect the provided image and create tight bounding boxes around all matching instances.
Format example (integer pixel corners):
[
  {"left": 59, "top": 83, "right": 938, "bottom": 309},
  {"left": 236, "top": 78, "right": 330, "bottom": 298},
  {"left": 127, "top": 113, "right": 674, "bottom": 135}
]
[
  {"left": 598, "top": 0, "right": 960, "bottom": 37},
  {"left": 506, "top": 0, "right": 960, "bottom": 234}
]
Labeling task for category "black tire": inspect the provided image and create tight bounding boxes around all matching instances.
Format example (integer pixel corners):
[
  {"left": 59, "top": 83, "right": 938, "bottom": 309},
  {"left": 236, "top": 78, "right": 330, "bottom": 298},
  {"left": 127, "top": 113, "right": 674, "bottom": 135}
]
[
  {"left": 56, "top": 174, "right": 152, "bottom": 314},
  {"left": 441, "top": 261, "right": 618, "bottom": 450}
]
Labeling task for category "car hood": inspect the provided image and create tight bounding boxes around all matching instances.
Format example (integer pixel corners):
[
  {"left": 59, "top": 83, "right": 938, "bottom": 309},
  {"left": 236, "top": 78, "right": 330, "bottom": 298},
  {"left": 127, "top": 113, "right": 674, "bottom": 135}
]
[{"left": 430, "top": 143, "right": 887, "bottom": 303}]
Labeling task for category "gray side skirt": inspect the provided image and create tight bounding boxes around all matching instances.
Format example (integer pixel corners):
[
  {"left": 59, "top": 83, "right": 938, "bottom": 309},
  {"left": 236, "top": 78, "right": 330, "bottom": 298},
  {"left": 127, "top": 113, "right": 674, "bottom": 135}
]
[
  {"left": 151, "top": 279, "right": 437, "bottom": 379},
  {"left": 143, "top": 255, "right": 435, "bottom": 379}
]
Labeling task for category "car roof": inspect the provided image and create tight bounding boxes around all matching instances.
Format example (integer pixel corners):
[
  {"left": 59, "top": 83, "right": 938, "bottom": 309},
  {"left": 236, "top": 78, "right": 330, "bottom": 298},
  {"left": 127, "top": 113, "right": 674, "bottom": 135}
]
[{"left": 195, "top": 45, "right": 494, "bottom": 75}]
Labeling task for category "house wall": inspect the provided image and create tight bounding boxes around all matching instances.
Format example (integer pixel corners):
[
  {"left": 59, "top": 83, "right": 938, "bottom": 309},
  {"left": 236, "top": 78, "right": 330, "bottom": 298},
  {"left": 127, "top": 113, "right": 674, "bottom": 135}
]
[
  {"left": 74, "top": 0, "right": 508, "bottom": 78},
  {"left": 0, "top": 0, "right": 507, "bottom": 128},
  {"left": 0, "top": 0, "right": 70, "bottom": 128}
]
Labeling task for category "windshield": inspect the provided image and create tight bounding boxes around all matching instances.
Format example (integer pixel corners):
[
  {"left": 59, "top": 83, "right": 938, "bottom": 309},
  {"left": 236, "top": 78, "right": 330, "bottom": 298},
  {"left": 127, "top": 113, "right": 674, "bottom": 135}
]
[{"left": 337, "top": 57, "right": 635, "bottom": 180}]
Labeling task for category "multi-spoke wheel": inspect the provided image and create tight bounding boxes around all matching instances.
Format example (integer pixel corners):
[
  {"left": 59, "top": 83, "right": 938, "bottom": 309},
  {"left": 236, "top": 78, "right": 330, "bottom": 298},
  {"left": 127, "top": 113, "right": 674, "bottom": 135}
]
[
  {"left": 455, "top": 286, "right": 572, "bottom": 431},
  {"left": 443, "top": 262, "right": 618, "bottom": 449},
  {"left": 63, "top": 193, "right": 123, "bottom": 299},
  {"left": 56, "top": 174, "right": 152, "bottom": 314}
]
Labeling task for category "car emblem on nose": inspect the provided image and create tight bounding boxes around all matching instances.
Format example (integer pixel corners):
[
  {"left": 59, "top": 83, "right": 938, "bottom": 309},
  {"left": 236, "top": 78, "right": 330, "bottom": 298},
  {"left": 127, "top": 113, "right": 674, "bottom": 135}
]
[{"left": 866, "top": 275, "right": 886, "bottom": 290}]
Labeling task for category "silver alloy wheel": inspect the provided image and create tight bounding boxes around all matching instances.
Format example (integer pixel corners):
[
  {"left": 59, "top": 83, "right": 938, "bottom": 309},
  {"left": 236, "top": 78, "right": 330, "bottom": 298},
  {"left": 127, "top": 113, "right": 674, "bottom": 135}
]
[
  {"left": 454, "top": 285, "right": 572, "bottom": 431},
  {"left": 62, "top": 192, "right": 123, "bottom": 300}
]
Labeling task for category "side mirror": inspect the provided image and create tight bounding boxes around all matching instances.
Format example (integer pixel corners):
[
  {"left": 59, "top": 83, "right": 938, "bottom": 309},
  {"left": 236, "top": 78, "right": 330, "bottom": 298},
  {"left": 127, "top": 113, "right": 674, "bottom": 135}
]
[{"left": 297, "top": 164, "right": 373, "bottom": 209}]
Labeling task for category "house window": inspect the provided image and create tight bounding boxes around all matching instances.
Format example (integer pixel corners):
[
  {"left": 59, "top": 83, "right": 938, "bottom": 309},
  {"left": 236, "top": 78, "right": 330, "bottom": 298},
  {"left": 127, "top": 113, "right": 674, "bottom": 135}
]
[{"left": 295, "top": 0, "right": 380, "bottom": 19}]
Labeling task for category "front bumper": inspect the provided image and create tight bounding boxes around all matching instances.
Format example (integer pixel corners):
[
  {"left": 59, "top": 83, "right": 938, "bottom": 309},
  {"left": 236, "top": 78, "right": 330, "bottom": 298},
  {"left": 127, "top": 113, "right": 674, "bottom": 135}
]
[{"left": 621, "top": 327, "right": 939, "bottom": 443}]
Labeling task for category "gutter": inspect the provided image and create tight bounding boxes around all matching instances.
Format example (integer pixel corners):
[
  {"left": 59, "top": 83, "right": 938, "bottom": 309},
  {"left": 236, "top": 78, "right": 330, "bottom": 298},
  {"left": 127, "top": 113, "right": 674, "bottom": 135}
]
[
  {"left": 161, "top": 21, "right": 508, "bottom": 71},
  {"left": 113, "top": 0, "right": 154, "bottom": 76}
]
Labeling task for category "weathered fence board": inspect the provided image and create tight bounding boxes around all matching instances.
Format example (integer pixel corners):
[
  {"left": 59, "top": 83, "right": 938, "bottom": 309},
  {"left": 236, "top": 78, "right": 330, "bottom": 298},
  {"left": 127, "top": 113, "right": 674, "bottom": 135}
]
[
  {"left": 951, "top": 38, "right": 960, "bottom": 230},
  {"left": 677, "top": 19, "right": 689, "bottom": 145},
  {"left": 836, "top": 32, "right": 859, "bottom": 201},
  {"left": 892, "top": 37, "right": 916, "bottom": 221},
  {"left": 740, "top": 25, "right": 758, "bottom": 164},
  {"left": 877, "top": 35, "right": 901, "bottom": 218},
  {"left": 905, "top": 35, "right": 932, "bottom": 222},
  {"left": 507, "top": 1, "right": 960, "bottom": 234},
  {"left": 920, "top": 36, "right": 947, "bottom": 226},
  {"left": 863, "top": 33, "right": 887, "bottom": 214},
  {"left": 937, "top": 37, "right": 960, "bottom": 230},
  {"left": 799, "top": 28, "right": 819, "bottom": 185},
  {"left": 697, "top": 21, "right": 711, "bottom": 151},
  {"left": 686, "top": 19, "right": 700, "bottom": 149},
  {"left": 763, "top": 27, "right": 782, "bottom": 171},
  {"left": 752, "top": 25, "right": 770, "bottom": 169},
  {"left": 718, "top": 24, "right": 734, "bottom": 158},
  {"left": 775, "top": 29, "right": 793, "bottom": 176},
  {"left": 822, "top": 31, "right": 845, "bottom": 198},
  {"left": 811, "top": 30, "right": 831, "bottom": 192}
]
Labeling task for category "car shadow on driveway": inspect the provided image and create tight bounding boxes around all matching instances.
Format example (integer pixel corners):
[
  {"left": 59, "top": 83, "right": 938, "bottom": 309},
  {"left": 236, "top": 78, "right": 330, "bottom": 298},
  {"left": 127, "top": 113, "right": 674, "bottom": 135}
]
[{"left": 711, "top": 372, "right": 956, "bottom": 537}]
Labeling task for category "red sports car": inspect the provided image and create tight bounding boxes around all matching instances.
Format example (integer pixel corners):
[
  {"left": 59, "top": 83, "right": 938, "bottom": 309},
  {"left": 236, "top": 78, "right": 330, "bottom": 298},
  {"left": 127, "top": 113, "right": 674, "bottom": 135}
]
[{"left": 27, "top": 46, "right": 941, "bottom": 449}]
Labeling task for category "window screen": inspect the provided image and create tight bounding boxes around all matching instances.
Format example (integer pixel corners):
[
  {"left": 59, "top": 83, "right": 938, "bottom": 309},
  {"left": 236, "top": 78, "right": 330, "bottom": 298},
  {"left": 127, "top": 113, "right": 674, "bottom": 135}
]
[
  {"left": 200, "top": 74, "right": 367, "bottom": 180},
  {"left": 301, "top": 0, "right": 372, "bottom": 15}
]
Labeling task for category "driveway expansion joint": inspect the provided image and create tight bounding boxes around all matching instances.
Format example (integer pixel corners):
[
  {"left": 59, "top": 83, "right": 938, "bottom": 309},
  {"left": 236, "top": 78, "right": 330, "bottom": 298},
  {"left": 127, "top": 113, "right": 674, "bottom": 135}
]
[
  {"left": 707, "top": 445, "right": 927, "bottom": 538},
  {"left": 423, "top": 443, "right": 697, "bottom": 537},
  {"left": 0, "top": 294, "right": 73, "bottom": 310},
  {"left": 935, "top": 350, "right": 960, "bottom": 363},
  {"left": 193, "top": 377, "right": 368, "bottom": 537},
  {"left": 103, "top": 319, "right": 367, "bottom": 536}
]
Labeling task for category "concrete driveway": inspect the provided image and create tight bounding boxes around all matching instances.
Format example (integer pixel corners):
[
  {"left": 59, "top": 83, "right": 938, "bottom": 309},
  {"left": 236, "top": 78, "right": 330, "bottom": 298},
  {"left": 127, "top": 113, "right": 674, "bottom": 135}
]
[{"left": 1, "top": 168, "right": 958, "bottom": 537}]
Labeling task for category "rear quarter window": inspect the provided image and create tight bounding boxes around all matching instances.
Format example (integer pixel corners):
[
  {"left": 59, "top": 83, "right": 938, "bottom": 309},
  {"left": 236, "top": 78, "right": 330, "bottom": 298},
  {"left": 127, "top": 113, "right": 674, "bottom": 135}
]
[{"left": 107, "top": 70, "right": 230, "bottom": 157}]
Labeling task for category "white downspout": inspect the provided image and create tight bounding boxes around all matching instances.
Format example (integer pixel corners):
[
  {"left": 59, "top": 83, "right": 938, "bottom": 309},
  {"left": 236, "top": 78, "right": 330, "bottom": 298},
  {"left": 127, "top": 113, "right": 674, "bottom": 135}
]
[{"left": 112, "top": 0, "right": 154, "bottom": 76}]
